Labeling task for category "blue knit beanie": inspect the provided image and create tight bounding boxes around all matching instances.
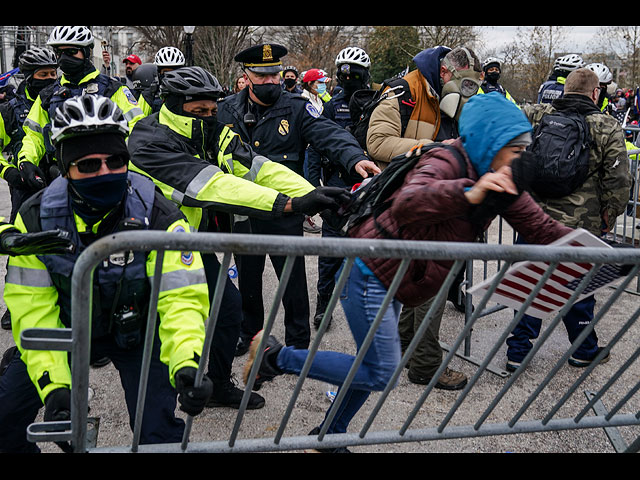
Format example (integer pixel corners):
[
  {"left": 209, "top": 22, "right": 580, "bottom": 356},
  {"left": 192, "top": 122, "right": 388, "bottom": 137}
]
[{"left": 459, "top": 92, "right": 532, "bottom": 176}]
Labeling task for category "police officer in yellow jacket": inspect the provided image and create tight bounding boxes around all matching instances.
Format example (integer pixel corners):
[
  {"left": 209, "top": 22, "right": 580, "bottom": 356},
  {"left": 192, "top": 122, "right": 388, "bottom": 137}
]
[
  {"left": 0, "top": 95, "right": 211, "bottom": 453},
  {"left": 16, "top": 26, "right": 145, "bottom": 193},
  {"left": 127, "top": 66, "right": 349, "bottom": 411}
]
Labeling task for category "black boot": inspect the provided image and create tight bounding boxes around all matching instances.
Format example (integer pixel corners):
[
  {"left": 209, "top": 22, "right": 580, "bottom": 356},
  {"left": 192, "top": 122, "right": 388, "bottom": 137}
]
[
  {"left": 313, "top": 294, "right": 333, "bottom": 330},
  {"left": 207, "top": 375, "right": 265, "bottom": 409},
  {"left": 1, "top": 310, "right": 11, "bottom": 330}
]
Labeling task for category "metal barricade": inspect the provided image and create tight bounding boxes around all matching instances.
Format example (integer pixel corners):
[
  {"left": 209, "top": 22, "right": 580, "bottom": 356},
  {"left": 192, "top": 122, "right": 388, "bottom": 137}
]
[{"left": 18, "top": 231, "right": 640, "bottom": 453}]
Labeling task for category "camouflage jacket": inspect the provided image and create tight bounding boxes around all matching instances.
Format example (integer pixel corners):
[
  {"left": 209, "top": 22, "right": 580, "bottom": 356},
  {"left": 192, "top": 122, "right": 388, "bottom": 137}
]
[{"left": 522, "top": 95, "right": 632, "bottom": 235}]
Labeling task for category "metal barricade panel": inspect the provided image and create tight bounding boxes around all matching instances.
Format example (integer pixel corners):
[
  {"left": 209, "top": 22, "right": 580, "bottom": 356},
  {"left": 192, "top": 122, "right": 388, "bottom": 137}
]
[{"left": 19, "top": 231, "right": 640, "bottom": 453}]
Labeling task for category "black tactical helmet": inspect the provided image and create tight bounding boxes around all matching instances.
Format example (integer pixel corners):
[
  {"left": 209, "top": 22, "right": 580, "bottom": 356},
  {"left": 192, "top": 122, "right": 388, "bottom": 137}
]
[{"left": 132, "top": 63, "right": 158, "bottom": 90}]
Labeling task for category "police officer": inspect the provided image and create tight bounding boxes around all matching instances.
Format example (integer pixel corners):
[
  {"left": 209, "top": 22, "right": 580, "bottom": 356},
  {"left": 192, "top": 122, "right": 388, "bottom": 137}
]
[
  {"left": 537, "top": 54, "right": 585, "bottom": 104},
  {"left": 307, "top": 46, "right": 374, "bottom": 329},
  {"left": 0, "top": 47, "right": 59, "bottom": 331},
  {"left": 1, "top": 47, "right": 59, "bottom": 214},
  {"left": 0, "top": 94, "right": 212, "bottom": 453},
  {"left": 282, "top": 65, "right": 302, "bottom": 94},
  {"left": 586, "top": 62, "right": 614, "bottom": 113},
  {"left": 137, "top": 46, "right": 187, "bottom": 116},
  {"left": 127, "top": 66, "right": 348, "bottom": 410},
  {"left": 217, "top": 43, "right": 380, "bottom": 356},
  {"left": 17, "top": 26, "right": 145, "bottom": 192},
  {"left": 478, "top": 57, "right": 517, "bottom": 104}
]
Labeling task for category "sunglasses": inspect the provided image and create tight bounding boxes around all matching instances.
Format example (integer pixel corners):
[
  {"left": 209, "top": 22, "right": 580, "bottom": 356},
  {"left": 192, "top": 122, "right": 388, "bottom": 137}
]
[
  {"left": 69, "top": 154, "right": 128, "bottom": 174},
  {"left": 54, "top": 47, "right": 81, "bottom": 57}
]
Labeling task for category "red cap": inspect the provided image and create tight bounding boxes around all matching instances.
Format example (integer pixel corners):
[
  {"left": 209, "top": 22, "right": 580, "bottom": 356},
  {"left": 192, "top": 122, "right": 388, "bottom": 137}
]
[
  {"left": 123, "top": 54, "right": 142, "bottom": 65},
  {"left": 303, "top": 68, "right": 328, "bottom": 83}
]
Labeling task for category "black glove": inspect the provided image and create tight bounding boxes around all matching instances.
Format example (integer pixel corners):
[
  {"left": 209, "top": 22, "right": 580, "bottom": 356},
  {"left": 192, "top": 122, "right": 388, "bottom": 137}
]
[
  {"left": 18, "top": 160, "right": 46, "bottom": 191},
  {"left": 0, "top": 228, "right": 74, "bottom": 256},
  {"left": 602, "top": 239, "right": 636, "bottom": 277},
  {"left": 290, "top": 187, "right": 351, "bottom": 216},
  {"left": 3, "top": 167, "right": 23, "bottom": 189},
  {"left": 44, "top": 387, "right": 73, "bottom": 453},
  {"left": 174, "top": 367, "right": 213, "bottom": 417}
]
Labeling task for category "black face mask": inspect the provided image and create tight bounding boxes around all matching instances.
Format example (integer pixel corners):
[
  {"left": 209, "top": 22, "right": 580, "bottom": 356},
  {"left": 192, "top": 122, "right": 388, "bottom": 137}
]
[
  {"left": 283, "top": 78, "right": 297, "bottom": 89},
  {"left": 485, "top": 71, "right": 500, "bottom": 84},
  {"left": 27, "top": 77, "right": 56, "bottom": 97},
  {"left": 58, "top": 53, "right": 87, "bottom": 78},
  {"left": 251, "top": 82, "right": 281, "bottom": 105}
]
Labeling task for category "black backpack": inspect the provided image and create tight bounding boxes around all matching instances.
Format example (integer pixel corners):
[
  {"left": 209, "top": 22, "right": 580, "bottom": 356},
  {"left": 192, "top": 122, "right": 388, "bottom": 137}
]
[
  {"left": 347, "top": 77, "right": 415, "bottom": 151},
  {"left": 324, "top": 143, "right": 467, "bottom": 238},
  {"left": 526, "top": 108, "right": 594, "bottom": 198}
]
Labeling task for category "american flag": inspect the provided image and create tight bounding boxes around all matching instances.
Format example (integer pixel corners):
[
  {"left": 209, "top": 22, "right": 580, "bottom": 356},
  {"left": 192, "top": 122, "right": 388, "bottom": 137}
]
[{"left": 468, "top": 229, "right": 626, "bottom": 318}]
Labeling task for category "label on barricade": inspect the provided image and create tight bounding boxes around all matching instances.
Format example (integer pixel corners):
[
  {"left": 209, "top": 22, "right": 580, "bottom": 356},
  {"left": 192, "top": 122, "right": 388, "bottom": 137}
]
[{"left": 468, "top": 229, "right": 628, "bottom": 318}]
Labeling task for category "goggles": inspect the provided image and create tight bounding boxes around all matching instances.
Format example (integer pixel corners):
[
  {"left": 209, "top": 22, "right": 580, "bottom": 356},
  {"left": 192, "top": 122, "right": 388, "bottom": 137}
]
[{"left": 69, "top": 154, "right": 128, "bottom": 174}]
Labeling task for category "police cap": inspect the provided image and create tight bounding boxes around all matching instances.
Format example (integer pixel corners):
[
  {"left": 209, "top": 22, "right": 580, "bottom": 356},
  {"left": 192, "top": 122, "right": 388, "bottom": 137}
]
[{"left": 235, "top": 43, "right": 288, "bottom": 74}]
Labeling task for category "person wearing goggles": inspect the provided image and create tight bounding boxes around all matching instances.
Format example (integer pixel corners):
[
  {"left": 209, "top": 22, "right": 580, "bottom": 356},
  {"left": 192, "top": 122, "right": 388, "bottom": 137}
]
[{"left": 365, "top": 45, "right": 482, "bottom": 392}]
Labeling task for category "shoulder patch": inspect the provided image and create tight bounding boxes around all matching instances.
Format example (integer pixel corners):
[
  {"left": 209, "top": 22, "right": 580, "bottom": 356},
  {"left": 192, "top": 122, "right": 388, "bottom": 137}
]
[
  {"left": 123, "top": 87, "right": 139, "bottom": 105},
  {"left": 172, "top": 223, "right": 194, "bottom": 266},
  {"left": 305, "top": 102, "right": 320, "bottom": 118}
]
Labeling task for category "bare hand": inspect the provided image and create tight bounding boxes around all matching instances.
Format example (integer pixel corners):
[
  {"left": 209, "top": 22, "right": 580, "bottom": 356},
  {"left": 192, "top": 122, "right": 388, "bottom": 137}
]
[
  {"left": 464, "top": 166, "right": 518, "bottom": 205},
  {"left": 354, "top": 159, "right": 381, "bottom": 178}
]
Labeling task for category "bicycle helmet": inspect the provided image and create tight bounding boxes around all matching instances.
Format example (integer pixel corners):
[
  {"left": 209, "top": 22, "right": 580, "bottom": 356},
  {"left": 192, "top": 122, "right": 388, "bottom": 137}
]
[
  {"left": 47, "top": 26, "right": 94, "bottom": 48},
  {"left": 482, "top": 57, "right": 501, "bottom": 71},
  {"left": 554, "top": 54, "right": 585, "bottom": 72},
  {"left": 586, "top": 62, "right": 613, "bottom": 84},
  {"left": 154, "top": 47, "right": 186, "bottom": 68},
  {"left": 283, "top": 65, "right": 299, "bottom": 78},
  {"left": 50, "top": 94, "right": 129, "bottom": 145},
  {"left": 335, "top": 47, "right": 371, "bottom": 69},
  {"left": 159, "top": 66, "right": 223, "bottom": 100},
  {"left": 18, "top": 47, "right": 57, "bottom": 77}
]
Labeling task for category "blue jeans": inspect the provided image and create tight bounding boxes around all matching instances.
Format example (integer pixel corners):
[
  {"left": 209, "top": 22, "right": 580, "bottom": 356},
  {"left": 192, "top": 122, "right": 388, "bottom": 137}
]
[{"left": 276, "top": 259, "right": 402, "bottom": 433}]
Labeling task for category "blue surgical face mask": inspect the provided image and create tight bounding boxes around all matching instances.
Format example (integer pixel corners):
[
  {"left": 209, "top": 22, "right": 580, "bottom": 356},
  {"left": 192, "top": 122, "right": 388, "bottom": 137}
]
[{"left": 316, "top": 82, "right": 327, "bottom": 95}]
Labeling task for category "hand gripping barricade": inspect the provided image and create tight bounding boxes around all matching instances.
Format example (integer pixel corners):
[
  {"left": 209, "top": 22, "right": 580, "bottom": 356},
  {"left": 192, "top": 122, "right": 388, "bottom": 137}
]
[{"left": 16, "top": 226, "right": 640, "bottom": 453}]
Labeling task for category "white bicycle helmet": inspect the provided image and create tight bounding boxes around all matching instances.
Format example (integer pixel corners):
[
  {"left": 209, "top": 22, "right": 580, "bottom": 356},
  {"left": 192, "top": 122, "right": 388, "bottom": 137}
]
[
  {"left": 586, "top": 62, "right": 613, "bottom": 84},
  {"left": 154, "top": 47, "right": 186, "bottom": 68},
  {"left": 482, "top": 56, "right": 501, "bottom": 71},
  {"left": 335, "top": 47, "right": 371, "bottom": 69},
  {"left": 554, "top": 54, "right": 585, "bottom": 72},
  {"left": 47, "top": 26, "right": 94, "bottom": 48},
  {"left": 50, "top": 94, "right": 129, "bottom": 145}
]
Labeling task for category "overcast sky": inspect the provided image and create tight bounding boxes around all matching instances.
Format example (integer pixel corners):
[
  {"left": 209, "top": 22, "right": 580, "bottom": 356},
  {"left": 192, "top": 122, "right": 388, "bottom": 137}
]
[{"left": 480, "top": 26, "right": 601, "bottom": 54}]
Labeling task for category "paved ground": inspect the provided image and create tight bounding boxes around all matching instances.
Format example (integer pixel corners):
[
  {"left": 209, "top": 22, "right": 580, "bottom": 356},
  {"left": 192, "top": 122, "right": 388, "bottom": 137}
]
[{"left": 1, "top": 179, "right": 639, "bottom": 454}]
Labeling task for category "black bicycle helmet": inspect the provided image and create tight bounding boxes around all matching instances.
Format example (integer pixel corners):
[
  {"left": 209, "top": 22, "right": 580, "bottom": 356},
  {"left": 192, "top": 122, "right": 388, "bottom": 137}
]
[
  {"left": 159, "top": 66, "right": 224, "bottom": 100},
  {"left": 18, "top": 47, "right": 57, "bottom": 78}
]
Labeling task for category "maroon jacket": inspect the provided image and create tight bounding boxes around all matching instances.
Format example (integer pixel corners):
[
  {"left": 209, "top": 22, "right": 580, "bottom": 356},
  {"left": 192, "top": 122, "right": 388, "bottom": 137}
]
[{"left": 348, "top": 139, "right": 573, "bottom": 307}]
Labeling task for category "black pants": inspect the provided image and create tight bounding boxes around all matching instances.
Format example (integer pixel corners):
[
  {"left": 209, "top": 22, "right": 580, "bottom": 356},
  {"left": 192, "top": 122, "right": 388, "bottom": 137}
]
[
  {"left": 234, "top": 214, "right": 310, "bottom": 349},
  {"left": 201, "top": 253, "right": 243, "bottom": 388},
  {"left": 0, "top": 332, "right": 183, "bottom": 453}
]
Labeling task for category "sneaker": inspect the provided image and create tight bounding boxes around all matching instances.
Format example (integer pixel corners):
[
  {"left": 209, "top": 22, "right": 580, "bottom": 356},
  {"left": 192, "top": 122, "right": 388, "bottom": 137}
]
[
  {"left": 505, "top": 359, "right": 521, "bottom": 372},
  {"left": 207, "top": 377, "right": 265, "bottom": 410},
  {"left": 407, "top": 367, "right": 468, "bottom": 390},
  {"left": 568, "top": 347, "right": 611, "bottom": 368},
  {"left": 1, "top": 310, "right": 11, "bottom": 330},
  {"left": 307, "top": 427, "right": 352, "bottom": 453},
  {"left": 303, "top": 215, "right": 322, "bottom": 234},
  {"left": 235, "top": 336, "right": 251, "bottom": 357},
  {"left": 243, "top": 330, "right": 284, "bottom": 391}
]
